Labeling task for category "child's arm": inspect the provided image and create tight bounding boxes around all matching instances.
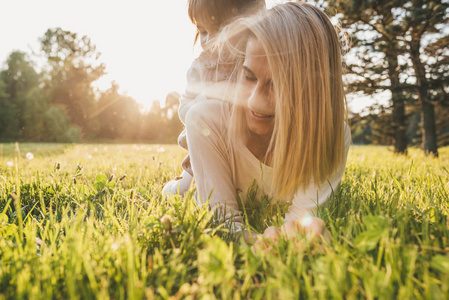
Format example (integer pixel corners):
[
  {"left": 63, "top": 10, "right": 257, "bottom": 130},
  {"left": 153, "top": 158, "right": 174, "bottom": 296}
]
[
  {"left": 178, "top": 59, "right": 205, "bottom": 124},
  {"left": 203, "top": 80, "right": 233, "bottom": 103}
]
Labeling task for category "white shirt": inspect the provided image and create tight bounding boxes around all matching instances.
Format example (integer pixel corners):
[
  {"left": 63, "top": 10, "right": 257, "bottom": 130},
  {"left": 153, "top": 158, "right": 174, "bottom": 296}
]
[{"left": 185, "top": 100, "right": 351, "bottom": 225}]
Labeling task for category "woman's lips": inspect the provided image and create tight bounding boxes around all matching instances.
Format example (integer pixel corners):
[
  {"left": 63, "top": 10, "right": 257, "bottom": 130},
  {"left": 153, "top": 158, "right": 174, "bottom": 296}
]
[{"left": 250, "top": 109, "right": 274, "bottom": 120}]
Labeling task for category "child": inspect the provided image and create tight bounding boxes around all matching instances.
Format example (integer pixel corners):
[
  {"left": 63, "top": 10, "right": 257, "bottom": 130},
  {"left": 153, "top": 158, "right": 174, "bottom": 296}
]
[{"left": 163, "top": 0, "right": 266, "bottom": 196}]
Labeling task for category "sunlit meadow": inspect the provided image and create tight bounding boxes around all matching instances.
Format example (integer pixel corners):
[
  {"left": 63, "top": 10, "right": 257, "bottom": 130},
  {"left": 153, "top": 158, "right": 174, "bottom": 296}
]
[{"left": 0, "top": 143, "right": 448, "bottom": 299}]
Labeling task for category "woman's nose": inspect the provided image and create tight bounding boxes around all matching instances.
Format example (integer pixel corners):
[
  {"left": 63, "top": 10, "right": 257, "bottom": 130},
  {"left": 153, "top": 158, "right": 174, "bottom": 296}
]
[{"left": 248, "top": 84, "right": 270, "bottom": 108}]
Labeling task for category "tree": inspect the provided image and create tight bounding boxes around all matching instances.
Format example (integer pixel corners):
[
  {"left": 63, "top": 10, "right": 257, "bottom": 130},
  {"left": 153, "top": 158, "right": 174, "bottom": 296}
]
[
  {"left": 404, "top": 0, "right": 449, "bottom": 156},
  {"left": 330, "top": 0, "right": 449, "bottom": 156},
  {"left": 329, "top": 0, "right": 411, "bottom": 154},
  {"left": 40, "top": 28, "right": 105, "bottom": 136},
  {"left": 142, "top": 100, "right": 165, "bottom": 142},
  {"left": 0, "top": 51, "right": 39, "bottom": 140},
  {"left": 0, "top": 77, "right": 16, "bottom": 140},
  {"left": 0, "top": 51, "right": 80, "bottom": 142},
  {"left": 163, "top": 92, "right": 183, "bottom": 142},
  {"left": 91, "top": 82, "right": 143, "bottom": 141}
]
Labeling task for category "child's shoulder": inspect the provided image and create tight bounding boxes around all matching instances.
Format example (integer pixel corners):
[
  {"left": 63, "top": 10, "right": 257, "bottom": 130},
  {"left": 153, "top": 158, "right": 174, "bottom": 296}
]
[{"left": 195, "top": 51, "right": 218, "bottom": 70}]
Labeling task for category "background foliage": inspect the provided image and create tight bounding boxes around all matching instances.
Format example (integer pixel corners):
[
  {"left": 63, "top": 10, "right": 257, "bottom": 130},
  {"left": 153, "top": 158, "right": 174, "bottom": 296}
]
[
  {"left": 0, "top": 29, "right": 183, "bottom": 144},
  {"left": 0, "top": 0, "right": 448, "bottom": 153}
]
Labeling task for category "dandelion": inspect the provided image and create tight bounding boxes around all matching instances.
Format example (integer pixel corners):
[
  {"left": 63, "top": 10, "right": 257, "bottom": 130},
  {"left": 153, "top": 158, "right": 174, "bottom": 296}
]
[
  {"left": 25, "top": 152, "right": 34, "bottom": 160},
  {"left": 6, "top": 161, "right": 13, "bottom": 167},
  {"left": 161, "top": 215, "right": 172, "bottom": 233},
  {"left": 35, "top": 237, "right": 45, "bottom": 246}
]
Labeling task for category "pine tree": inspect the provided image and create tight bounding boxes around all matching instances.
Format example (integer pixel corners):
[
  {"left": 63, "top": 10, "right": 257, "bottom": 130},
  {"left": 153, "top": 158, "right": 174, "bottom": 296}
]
[
  {"left": 329, "top": 0, "right": 412, "bottom": 153},
  {"left": 329, "top": 0, "right": 449, "bottom": 156}
]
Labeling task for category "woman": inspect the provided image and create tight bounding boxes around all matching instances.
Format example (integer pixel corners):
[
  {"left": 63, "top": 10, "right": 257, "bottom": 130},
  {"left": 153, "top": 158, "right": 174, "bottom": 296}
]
[{"left": 183, "top": 2, "right": 351, "bottom": 244}]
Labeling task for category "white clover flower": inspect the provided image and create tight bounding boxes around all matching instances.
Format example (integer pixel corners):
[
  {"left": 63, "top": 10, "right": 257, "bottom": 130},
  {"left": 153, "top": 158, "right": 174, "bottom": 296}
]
[
  {"left": 6, "top": 161, "right": 13, "bottom": 167},
  {"left": 111, "top": 243, "right": 119, "bottom": 251},
  {"left": 25, "top": 152, "right": 34, "bottom": 160}
]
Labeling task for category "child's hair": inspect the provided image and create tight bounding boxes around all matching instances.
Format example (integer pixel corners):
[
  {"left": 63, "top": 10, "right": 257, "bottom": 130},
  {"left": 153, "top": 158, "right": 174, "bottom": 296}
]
[{"left": 188, "top": 0, "right": 266, "bottom": 45}]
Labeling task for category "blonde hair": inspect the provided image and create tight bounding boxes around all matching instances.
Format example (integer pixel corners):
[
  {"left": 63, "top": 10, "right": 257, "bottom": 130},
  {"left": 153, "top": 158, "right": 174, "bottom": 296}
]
[
  {"left": 226, "top": 2, "right": 347, "bottom": 199},
  {"left": 188, "top": 0, "right": 266, "bottom": 45}
]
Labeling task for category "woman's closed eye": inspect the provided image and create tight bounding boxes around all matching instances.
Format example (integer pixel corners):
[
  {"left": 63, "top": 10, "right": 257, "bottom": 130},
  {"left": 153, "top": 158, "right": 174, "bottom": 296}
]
[{"left": 242, "top": 67, "right": 257, "bottom": 82}]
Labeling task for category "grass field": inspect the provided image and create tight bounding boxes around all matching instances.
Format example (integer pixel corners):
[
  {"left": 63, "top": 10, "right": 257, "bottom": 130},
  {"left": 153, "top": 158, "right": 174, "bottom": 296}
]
[{"left": 0, "top": 143, "right": 448, "bottom": 299}]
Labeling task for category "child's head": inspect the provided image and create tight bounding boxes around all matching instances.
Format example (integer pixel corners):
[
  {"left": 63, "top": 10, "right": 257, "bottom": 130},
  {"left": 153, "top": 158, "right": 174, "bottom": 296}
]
[{"left": 188, "top": 0, "right": 265, "bottom": 49}]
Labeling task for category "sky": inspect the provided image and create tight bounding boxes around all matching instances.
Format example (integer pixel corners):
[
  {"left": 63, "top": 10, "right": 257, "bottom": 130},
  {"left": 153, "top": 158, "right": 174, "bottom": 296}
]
[{"left": 0, "top": 0, "right": 380, "bottom": 113}]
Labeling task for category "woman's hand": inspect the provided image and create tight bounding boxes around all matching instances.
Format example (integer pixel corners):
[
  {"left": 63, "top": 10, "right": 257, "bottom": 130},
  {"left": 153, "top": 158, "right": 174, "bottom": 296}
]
[
  {"left": 251, "top": 217, "right": 330, "bottom": 253},
  {"left": 281, "top": 217, "right": 329, "bottom": 241}
]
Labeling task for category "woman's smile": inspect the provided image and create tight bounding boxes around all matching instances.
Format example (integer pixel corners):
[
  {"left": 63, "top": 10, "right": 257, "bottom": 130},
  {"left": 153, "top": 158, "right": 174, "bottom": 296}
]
[{"left": 249, "top": 108, "right": 274, "bottom": 120}]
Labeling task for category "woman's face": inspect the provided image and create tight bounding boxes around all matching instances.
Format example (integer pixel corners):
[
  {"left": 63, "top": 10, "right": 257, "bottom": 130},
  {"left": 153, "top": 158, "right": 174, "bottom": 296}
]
[{"left": 238, "top": 38, "right": 275, "bottom": 138}]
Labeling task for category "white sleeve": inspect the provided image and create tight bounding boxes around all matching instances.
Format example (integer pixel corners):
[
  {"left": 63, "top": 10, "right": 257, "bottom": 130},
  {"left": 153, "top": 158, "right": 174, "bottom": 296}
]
[
  {"left": 185, "top": 100, "right": 243, "bottom": 225},
  {"left": 178, "top": 60, "right": 206, "bottom": 124},
  {"left": 284, "top": 125, "right": 352, "bottom": 222}
]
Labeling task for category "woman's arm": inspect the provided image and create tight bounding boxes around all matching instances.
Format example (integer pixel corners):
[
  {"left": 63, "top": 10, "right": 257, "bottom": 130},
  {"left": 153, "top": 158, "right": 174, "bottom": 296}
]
[{"left": 185, "top": 100, "right": 244, "bottom": 226}]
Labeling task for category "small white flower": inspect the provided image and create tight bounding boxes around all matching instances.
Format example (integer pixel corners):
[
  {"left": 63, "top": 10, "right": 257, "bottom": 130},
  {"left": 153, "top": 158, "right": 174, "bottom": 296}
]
[
  {"left": 157, "top": 147, "right": 165, "bottom": 153},
  {"left": 111, "top": 243, "right": 119, "bottom": 251},
  {"left": 6, "top": 161, "right": 13, "bottom": 167},
  {"left": 94, "top": 147, "right": 98, "bottom": 152},
  {"left": 87, "top": 154, "right": 92, "bottom": 159},
  {"left": 26, "top": 152, "right": 34, "bottom": 160}
]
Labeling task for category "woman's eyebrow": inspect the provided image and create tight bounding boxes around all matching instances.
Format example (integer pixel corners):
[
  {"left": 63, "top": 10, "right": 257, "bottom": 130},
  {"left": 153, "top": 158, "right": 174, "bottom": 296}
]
[{"left": 242, "top": 65, "right": 255, "bottom": 76}]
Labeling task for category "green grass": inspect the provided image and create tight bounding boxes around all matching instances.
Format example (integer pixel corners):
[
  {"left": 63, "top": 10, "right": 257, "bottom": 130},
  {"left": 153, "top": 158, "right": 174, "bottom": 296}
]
[{"left": 0, "top": 143, "right": 448, "bottom": 299}]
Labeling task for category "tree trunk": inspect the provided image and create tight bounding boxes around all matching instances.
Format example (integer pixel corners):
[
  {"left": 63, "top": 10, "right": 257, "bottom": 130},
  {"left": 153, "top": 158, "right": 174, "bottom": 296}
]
[
  {"left": 392, "top": 93, "right": 408, "bottom": 154},
  {"left": 421, "top": 98, "right": 438, "bottom": 156},
  {"left": 387, "top": 52, "right": 408, "bottom": 154},
  {"left": 410, "top": 40, "right": 439, "bottom": 157}
]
